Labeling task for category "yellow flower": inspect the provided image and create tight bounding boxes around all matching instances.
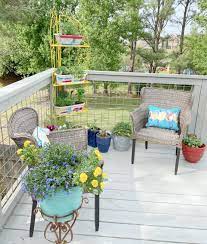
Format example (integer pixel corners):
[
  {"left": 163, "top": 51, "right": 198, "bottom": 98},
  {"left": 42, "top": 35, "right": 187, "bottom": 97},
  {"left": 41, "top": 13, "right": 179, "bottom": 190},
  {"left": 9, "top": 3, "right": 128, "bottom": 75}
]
[
  {"left": 94, "top": 149, "right": 103, "bottom": 161},
  {"left": 91, "top": 179, "right": 98, "bottom": 188},
  {"left": 93, "top": 167, "right": 102, "bottom": 177},
  {"left": 20, "top": 155, "right": 25, "bottom": 161},
  {"left": 79, "top": 173, "right": 88, "bottom": 183},
  {"left": 17, "top": 149, "right": 23, "bottom": 155},
  {"left": 24, "top": 140, "right": 31, "bottom": 148},
  {"left": 100, "top": 182, "right": 105, "bottom": 190},
  {"left": 102, "top": 172, "right": 108, "bottom": 179}
]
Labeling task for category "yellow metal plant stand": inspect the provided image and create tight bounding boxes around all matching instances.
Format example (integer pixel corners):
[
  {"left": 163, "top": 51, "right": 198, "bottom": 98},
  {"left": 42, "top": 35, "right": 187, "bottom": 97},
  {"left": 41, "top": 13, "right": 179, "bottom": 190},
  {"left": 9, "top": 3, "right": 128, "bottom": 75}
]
[{"left": 50, "top": 9, "right": 90, "bottom": 117}]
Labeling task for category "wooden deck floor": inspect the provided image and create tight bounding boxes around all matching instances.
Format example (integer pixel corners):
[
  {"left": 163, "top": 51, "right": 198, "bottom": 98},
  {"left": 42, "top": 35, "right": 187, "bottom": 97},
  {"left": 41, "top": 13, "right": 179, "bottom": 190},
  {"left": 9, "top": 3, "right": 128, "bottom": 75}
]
[{"left": 1, "top": 143, "right": 207, "bottom": 244}]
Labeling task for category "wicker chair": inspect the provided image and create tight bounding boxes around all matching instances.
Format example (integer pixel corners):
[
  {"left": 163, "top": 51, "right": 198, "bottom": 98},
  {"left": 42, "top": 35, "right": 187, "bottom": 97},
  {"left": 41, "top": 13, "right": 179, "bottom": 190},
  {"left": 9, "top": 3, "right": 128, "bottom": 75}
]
[
  {"left": 8, "top": 107, "right": 87, "bottom": 150},
  {"left": 8, "top": 107, "right": 38, "bottom": 148},
  {"left": 130, "top": 87, "right": 193, "bottom": 175}
]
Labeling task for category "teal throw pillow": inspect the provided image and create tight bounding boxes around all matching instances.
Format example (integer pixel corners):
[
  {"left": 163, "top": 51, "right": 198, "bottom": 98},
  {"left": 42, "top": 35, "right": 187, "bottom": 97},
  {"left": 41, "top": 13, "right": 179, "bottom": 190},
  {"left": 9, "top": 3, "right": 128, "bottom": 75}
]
[{"left": 146, "top": 105, "right": 181, "bottom": 131}]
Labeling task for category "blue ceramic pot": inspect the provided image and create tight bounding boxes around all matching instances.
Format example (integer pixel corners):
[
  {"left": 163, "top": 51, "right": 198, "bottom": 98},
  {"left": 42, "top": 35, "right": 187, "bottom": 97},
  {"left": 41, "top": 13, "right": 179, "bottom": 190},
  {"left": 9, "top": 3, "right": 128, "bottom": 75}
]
[
  {"left": 96, "top": 133, "right": 111, "bottom": 153},
  {"left": 88, "top": 129, "right": 100, "bottom": 147},
  {"left": 39, "top": 187, "right": 82, "bottom": 223}
]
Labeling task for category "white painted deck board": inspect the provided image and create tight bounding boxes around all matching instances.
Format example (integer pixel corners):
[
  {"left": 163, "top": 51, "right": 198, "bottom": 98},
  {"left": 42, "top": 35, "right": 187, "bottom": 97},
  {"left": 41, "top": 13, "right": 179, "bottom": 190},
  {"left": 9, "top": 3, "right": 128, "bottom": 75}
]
[{"left": 1, "top": 143, "right": 207, "bottom": 244}]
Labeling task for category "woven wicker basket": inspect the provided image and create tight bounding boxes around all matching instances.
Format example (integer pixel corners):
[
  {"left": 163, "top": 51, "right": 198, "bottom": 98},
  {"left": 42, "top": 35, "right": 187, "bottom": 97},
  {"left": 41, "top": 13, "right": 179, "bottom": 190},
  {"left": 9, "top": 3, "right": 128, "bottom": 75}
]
[{"left": 48, "top": 127, "right": 87, "bottom": 151}]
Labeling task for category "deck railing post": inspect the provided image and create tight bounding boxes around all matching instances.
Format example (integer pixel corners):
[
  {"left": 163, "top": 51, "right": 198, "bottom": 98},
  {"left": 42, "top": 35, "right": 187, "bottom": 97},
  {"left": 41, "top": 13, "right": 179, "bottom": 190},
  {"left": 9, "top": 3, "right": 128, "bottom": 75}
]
[
  {"left": 195, "top": 80, "right": 207, "bottom": 144},
  {"left": 0, "top": 195, "right": 3, "bottom": 230}
]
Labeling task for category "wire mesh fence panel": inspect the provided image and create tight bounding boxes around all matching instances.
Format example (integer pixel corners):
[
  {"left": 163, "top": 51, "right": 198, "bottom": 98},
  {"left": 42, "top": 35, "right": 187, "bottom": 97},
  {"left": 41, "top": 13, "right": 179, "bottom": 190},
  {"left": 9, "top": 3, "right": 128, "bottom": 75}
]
[
  {"left": 0, "top": 79, "right": 194, "bottom": 207},
  {"left": 0, "top": 86, "right": 50, "bottom": 207},
  {"left": 66, "top": 81, "right": 193, "bottom": 130}
]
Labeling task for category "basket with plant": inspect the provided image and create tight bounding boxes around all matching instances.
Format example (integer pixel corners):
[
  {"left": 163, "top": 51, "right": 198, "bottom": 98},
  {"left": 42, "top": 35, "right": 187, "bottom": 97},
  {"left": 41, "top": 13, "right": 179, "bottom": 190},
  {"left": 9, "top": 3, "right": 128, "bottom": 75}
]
[
  {"left": 54, "top": 88, "right": 86, "bottom": 115},
  {"left": 55, "top": 65, "right": 85, "bottom": 84},
  {"left": 55, "top": 22, "right": 84, "bottom": 45},
  {"left": 45, "top": 116, "right": 87, "bottom": 150}
]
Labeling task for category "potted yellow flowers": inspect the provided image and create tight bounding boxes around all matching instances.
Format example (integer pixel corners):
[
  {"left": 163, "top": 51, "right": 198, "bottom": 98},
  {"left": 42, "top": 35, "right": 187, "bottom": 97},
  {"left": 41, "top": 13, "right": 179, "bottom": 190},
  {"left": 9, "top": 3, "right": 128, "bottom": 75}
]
[
  {"left": 73, "top": 149, "right": 106, "bottom": 195},
  {"left": 17, "top": 143, "right": 107, "bottom": 220}
]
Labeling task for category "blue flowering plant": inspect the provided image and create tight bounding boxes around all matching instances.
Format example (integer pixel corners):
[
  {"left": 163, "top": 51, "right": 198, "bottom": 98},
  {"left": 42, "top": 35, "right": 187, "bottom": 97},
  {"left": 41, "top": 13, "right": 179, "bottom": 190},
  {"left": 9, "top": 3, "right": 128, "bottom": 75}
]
[{"left": 21, "top": 143, "right": 107, "bottom": 201}]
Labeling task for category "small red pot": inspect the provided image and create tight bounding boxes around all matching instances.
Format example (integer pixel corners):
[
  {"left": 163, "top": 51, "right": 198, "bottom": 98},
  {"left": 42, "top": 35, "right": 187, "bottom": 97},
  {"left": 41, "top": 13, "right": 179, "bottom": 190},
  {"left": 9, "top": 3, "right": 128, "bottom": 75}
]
[{"left": 182, "top": 143, "right": 206, "bottom": 163}]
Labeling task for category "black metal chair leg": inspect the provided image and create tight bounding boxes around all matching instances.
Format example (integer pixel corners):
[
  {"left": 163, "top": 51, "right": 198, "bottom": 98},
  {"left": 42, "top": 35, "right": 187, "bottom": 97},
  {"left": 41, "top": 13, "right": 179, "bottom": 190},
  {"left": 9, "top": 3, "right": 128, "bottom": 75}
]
[
  {"left": 95, "top": 194, "right": 100, "bottom": 231},
  {"left": 145, "top": 141, "right": 148, "bottom": 149},
  {"left": 131, "top": 139, "right": 136, "bottom": 164},
  {"left": 175, "top": 147, "right": 180, "bottom": 175},
  {"left": 29, "top": 199, "right": 37, "bottom": 237},
  {"left": 176, "top": 147, "right": 178, "bottom": 156}
]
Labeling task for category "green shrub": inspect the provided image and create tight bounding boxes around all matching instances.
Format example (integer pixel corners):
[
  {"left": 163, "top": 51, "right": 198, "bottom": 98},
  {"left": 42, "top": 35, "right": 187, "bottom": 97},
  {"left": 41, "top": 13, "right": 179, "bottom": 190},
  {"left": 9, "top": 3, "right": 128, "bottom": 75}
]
[{"left": 112, "top": 122, "right": 132, "bottom": 137}]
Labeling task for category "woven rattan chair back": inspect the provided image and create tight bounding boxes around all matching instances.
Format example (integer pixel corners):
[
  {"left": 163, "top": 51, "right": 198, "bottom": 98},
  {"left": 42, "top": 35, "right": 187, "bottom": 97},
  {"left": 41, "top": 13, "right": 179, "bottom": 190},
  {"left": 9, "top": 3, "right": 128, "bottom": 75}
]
[
  {"left": 141, "top": 87, "right": 192, "bottom": 110},
  {"left": 8, "top": 107, "right": 38, "bottom": 138}
]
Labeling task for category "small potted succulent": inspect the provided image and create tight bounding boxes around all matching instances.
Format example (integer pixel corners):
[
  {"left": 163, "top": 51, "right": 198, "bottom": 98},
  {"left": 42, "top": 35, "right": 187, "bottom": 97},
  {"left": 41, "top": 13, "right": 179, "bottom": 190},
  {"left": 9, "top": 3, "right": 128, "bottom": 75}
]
[
  {"left": 182, "top": 134, "right": 206, "bottom": 163},
  {"left": 55, "top": 66, "right": 85, "bottom": 84},
  {"left": 87, "top": 123, "right": 100, "bottom": 148},
  {"left": 112, "top": 122, "right": 132, "bottom": 151},
  {"left": 96, "top": 130, "right": 111, "bottom": 153},
  {"left": 54, "top": 88, "right": 86, "bottom": 115},
  {"left": 17, "top": 143, "right": 107, "bottom": 221}
]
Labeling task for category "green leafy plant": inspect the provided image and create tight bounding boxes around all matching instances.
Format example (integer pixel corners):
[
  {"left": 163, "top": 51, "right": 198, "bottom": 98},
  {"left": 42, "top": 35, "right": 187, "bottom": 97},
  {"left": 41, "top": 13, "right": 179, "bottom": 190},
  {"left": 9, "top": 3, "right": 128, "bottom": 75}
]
[
  {"left": 45, "top": 115, "right": 81, "bottom": 131},
  {"left": 55, "top": 88, "right": 86, "bottom": 107},
  {"left": 87, "top": 122, "right": 100, "bottom": 131},
  {"left": 56, "top": 65, "right": 85, "bottom": 79},
  {"left": 60, "top": 22, "right": 79, "bottom": 35},
  {"left": 20, "top": 143, "right": 107, "bottom": 200},
  {"left": 56, "top": 66, "right": 71, "bottom": 75},
  {"left": 75, "top": 87, "right": 85, "bottom": 104},
  {"left": 112, "top": 122, "right": 132, "bottom": 137},
  {"left": 182, "top": 134, "right": 204, "bottom": 148}
]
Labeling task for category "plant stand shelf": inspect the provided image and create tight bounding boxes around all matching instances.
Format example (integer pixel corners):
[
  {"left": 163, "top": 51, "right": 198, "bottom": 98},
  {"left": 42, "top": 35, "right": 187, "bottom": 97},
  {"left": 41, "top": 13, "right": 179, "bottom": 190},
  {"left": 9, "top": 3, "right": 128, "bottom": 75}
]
[{"left": 34, "top": 198, "right": 88, "bottom": 244}]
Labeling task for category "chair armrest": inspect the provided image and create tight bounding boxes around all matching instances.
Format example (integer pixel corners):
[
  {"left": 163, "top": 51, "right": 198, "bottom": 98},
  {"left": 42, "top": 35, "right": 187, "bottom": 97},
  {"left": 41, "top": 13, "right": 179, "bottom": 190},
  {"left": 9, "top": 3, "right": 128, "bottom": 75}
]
[
  {"left": 11, "top": 133, "right": 38, "bottom": 148},
  {"left": 130, "top": 104, "right": 148, "bottom": 134},
  {"left": 179, "top": 107, "right": 192, "bottom": 138}
]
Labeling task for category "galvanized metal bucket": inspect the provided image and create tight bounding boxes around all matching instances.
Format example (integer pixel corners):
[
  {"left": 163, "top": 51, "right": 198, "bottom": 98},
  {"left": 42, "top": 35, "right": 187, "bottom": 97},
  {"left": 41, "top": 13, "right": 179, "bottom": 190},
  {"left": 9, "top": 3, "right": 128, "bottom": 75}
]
[{"left": 112, "top": 135, "right": 131, "bottom": 151}]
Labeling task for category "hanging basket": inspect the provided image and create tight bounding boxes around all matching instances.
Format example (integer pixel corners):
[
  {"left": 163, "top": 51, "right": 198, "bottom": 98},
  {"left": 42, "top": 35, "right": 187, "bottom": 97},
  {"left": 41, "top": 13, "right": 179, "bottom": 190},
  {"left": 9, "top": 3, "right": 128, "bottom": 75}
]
[
  {"left": 48, "top": 127, "right": 87, "bottom": 150},
  {"left": 55, "top": 34, "right": 83, "bottom": 45},
  {"left": 54, "top": 103, "right": 85, "bottom": 115}
]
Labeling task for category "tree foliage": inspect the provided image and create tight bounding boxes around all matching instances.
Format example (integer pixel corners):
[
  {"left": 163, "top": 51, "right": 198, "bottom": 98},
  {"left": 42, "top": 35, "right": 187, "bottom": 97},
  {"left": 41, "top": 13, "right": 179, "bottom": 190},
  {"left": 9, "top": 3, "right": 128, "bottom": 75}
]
[{"left": 139, "top": 0, "right": 174, "bottom": 73}]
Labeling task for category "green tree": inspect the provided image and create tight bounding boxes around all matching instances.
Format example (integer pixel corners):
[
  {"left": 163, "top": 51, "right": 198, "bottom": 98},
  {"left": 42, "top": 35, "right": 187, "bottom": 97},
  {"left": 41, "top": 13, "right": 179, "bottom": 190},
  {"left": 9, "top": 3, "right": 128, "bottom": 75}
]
[
  {"left": 186, "top": 0, "right": 207, "bottom": 74},
  {"left": 0, "top": 0, "right": 79, "bottom": 76},
  {"left": 139, "top": 0, "right": 174, "bottom": 73}
]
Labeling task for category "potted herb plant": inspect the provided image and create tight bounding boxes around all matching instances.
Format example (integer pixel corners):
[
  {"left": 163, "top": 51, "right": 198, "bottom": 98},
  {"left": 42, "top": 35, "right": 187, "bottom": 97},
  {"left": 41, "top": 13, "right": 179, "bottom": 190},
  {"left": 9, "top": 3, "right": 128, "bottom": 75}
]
[
  {"left": 55, "top": 22, "right": 84, "bottom": 45},
  {"left": 96, "top": 130, "right": 111, "bottom": 153},
  {"left": 112, "top": 122, "right": 132, "bottom": 151},
  {"left": 182, "top": 134, "right": 206, "bottom": 163},
  {"left": 56, "top": 66, "right": 74, "bottom": 84},
  {"left": 17, "top": 143, "right": 107, "bottom": 221},
  {"left": 55, "top": 66, "right": 85, "bottom": 84},
  {"left": 54, "top": 89, "right": 86, "bottom": 115},
  {"left": 87, "top": 123, "right": 100, "bottom": 148}
]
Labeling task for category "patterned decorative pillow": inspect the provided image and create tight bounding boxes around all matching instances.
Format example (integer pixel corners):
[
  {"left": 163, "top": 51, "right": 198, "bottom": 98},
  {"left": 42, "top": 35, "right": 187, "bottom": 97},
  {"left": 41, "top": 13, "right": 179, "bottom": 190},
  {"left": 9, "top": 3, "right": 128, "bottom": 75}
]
[{"left": 146, "top": 105, "right": 181, "bottom": 131}]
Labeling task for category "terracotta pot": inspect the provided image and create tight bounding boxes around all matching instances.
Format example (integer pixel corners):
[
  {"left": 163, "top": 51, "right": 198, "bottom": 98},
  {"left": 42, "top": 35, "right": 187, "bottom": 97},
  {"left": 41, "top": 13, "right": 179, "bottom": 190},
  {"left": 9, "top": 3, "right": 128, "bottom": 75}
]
[{"left": 182, "top": 143, "right": 206, "bottom": 163}]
